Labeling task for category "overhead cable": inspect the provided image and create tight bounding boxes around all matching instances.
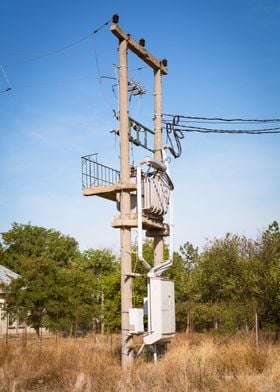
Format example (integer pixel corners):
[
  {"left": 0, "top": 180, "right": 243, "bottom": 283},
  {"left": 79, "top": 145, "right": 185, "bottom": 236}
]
[
  {"left": 163, "top": 114, "right": 280, "bottom": 159},
  {"left": 163, "top": 122, "right": 280, "bottom": 133},
  {"left": 169, "top": 119, "right": 280, "bottom": 125},
  {"left": 0, "top": 63, "right": 12, "bottom": 93},
  {"left": 163, "top": 113, "right": 280, "bottom": 123},
  {"left": 0, "top": 87, "right": 11, "bottom": 93},
  {"left": 172, "top": 127, "right": 280, "bottom": 134},
  {"left": 4, "top": 17, "right": 112, "bottom": 67},
  {"left": 165, "top": 118, "right": 184, "bottom": 158}
]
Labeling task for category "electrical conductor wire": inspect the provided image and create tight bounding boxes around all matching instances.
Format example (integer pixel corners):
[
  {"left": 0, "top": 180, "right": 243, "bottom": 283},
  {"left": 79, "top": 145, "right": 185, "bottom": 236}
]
[
  {"left": 163, "top": 113, "right": 280, "bottom": 123},
  {"left": 4, "top": 17, "right": 112, "bottom": 67}
]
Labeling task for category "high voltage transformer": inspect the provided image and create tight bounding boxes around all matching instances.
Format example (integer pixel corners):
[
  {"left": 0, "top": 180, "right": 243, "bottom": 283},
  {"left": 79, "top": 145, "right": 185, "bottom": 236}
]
[{"left": 82, "top": 153, "right": 176, "bottom": 355}]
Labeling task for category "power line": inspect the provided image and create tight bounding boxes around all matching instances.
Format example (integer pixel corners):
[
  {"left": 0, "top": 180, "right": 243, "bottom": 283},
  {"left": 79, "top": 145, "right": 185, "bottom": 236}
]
[
  {"left": 91, "top": 34, "right": 117, "bottom": 111},
  {"left": 163, "top": 122, "right": 280, "bottom": 133},
  {"left": 0, "top": 63, "right": 12, "bottom": 93},
  {"left": 163, "top": 113, "right": 280, "bottom": 159},
  {"left": 0, "top": 87, "right": 11, "bottom": 94},
  {"left": 163, "top": 113, "right": 280, "bottom": 123},
  {"left": 174, "top": 128, "right": 280, "bottom": 134},
  {"left": 169, "top": 119, "right": 280, "bottom": 125},
  {"left": 4, "top": 17, "right": 112, "bottom": 68}
]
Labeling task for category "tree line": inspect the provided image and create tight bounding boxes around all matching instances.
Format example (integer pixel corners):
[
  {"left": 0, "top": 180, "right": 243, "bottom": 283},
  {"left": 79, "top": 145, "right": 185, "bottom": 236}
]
[{"left": 0, "top": 221, "right": 279, "bottom": 336}]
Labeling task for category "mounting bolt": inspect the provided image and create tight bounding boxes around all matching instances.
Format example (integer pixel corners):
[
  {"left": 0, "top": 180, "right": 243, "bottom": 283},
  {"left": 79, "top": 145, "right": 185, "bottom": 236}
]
[
  {"left": 162, "top": 59, "right": 168, "bottom": 67},
  {"left": 139, "top": 38, "right": 145, "bottom": 47}
]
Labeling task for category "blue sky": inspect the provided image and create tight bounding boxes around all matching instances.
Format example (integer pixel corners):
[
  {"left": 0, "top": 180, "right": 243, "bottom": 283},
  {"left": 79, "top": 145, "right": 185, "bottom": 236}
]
[{"left": 0, "top": 0, "right": 279, "bottom": 252}]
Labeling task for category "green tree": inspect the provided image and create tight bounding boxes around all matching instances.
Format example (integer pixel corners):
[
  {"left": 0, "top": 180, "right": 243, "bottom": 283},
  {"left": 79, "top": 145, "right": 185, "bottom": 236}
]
[
  {"left": 1, "top": 223, "right": 98, "bottom": 336},
  {"left": 7, "top": 256, "right": 61, "bottom": 336},
  {"left": 255, "top": 221, "right": 280, "bottom": 332},
  {"left": 1, "top": 222, "right": 79, "bottom": 272},
  {"left": 103, "top": 270, "right": 121, "bottom": 332},
  {"left": 81, "top": 248, "right": 119, "bottom": 332},
  {"left": 191, "top": 234, "right": 258, "bottom": 332},
  {"left": 166, "top": 242, "right": 200, "bottom": 331},
  {"left": 7, "top": 256, "right": 99, "bottom": 337}
]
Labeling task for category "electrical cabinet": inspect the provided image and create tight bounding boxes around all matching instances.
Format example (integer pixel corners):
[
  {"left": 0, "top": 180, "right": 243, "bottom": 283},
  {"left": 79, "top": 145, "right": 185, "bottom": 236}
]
[
  {"left": 129, "top": 308, "right": 144, "bottom": 334},
  {"left": 143, "top": 277, "right": 175, "bottom": 345}
]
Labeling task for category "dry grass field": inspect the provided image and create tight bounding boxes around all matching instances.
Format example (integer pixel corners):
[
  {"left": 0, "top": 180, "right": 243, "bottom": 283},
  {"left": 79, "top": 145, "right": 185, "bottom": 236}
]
[{"left": 0, "top": 333, "right": 279, "bottom": 391}]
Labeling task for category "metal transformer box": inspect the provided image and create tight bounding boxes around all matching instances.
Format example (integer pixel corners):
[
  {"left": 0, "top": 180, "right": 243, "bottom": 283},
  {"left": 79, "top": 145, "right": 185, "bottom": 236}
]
[
  {"left": 144, "top": 277, "right": 175, "bottom": 345},
  {"left": 128, "top": 308, "right": 144, "bottom": 334}
]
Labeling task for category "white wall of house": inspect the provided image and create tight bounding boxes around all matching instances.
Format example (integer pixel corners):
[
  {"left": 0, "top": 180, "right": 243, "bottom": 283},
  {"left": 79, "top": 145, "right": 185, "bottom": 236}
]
[
  {"left": 0, "top": 296, "right": 37, "bottom": 337},
  {"left": 0, "top": 298, "right": 7, "bottom": 335},
  {"left": 0, "top": 265, "right": 48, "bottom": 337}
]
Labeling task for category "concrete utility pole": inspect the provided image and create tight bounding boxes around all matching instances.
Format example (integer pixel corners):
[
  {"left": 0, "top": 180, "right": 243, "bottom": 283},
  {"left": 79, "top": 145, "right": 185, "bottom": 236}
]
[
  {"left": 118, "top": 37, "right": 133, "bottom": 366},
  {"left": 153, "top": 69, "right": 164, "bottom": 268}
]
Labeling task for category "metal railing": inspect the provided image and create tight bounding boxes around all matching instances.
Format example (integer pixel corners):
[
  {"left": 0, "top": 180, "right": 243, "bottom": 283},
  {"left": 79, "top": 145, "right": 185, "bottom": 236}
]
[{"left": 81, "top": 154, "right": 120, "bottom": 189}]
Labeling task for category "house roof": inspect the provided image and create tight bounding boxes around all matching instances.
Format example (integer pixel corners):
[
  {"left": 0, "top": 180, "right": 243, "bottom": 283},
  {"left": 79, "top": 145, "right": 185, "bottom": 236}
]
[{"left": 0, "top": 265, "right": 19, "bottom": 286}]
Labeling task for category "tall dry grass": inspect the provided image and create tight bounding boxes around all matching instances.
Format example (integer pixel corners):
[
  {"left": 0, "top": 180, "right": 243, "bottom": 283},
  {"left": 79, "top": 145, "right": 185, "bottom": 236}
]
[{"left": 0, "top": 333, "right": 279, "bottom": 391}]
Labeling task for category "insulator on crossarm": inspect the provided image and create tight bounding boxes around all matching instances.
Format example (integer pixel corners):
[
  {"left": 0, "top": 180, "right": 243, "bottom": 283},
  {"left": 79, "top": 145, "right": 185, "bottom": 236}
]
[{"left": 112, "top": 14, "right": 119, "bottom": 24}]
